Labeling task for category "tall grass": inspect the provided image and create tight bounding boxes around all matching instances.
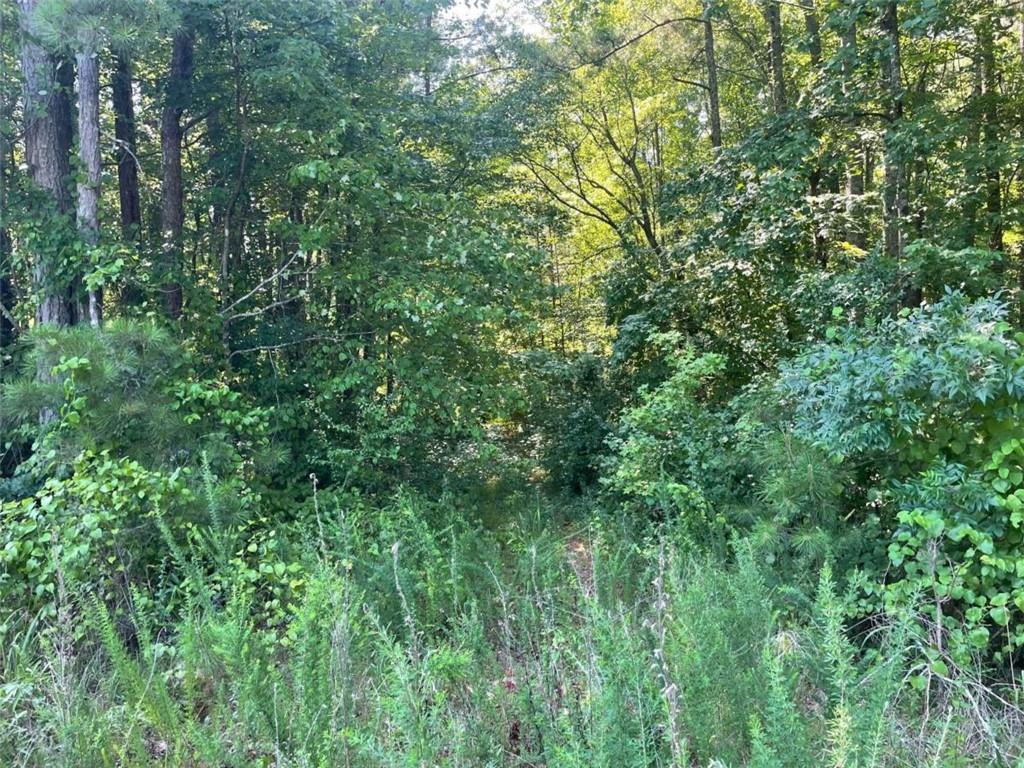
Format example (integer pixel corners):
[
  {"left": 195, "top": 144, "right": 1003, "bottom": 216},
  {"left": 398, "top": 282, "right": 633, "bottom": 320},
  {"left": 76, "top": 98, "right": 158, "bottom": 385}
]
[{"left": 2, "top": 490, "right": 1022, "bottom": 766}]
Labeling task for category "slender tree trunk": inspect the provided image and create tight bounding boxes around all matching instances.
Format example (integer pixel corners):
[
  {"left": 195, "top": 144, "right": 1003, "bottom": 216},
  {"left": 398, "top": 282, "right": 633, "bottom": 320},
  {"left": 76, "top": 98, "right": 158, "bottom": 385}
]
[
  {"left": 0, "top": 177, "right": 12, "bottom": 348},
  {"left": 17, "top": 0, "right": 75, "bottom": 328},
  {"left": 977, "top": 18, "right": 1002, "bottom": 252},
  {"left": 159, "top": 29, "right": 194, "bottom": 320},
  {"left": 1019, "top": 10, "right": 1024, "bottom": 71},
  {"left": 762, "top": 0, "right": 786, "bottom": 114},
  {"left": 0, "top": 13, "right": 13, "bottom": 349},
  {"left": 804, "top": 3, "right": 821, "bottom": 70},
  {"left": 804, "top": 0, "right": 825, "bottom": 266},
  {"left": 702, "top": 1, "right": 722, "bottom": 149},
  {"left": 76, "top": 47, "right": 102, "bottom": 327},
  {"left": 0, "top": 234, "right": 12, "bottom": 348},
  {"left": 841, "top": 13, "right": 865, "bottom": 249},
  {"left": 963, "top": 63, "right": 983, "bottom": 247},
  {"left": 880, "top": 1, "right": 906, "bottom": 263},
  {"left": 113, "top": 52, "right": 141, "bottom": 239}
]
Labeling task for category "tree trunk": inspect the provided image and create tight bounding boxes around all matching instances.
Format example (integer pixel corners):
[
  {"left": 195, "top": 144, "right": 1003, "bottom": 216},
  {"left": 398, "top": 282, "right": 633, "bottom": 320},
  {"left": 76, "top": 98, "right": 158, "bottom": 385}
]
[
  {"left": 17, "top": 0, "right": 75, "bottom": 328},
  {"left": 880, "top": 1, "right": 906, "bottom": 264},
  {"left": 962, "top": 67, "right": 978, "bottom": 246},
  {"left": 803, "top": 0, "right": 825, "bottom": 266},
  {"left": 159, "top": 29, "right": 195, "bottom": 320},
  {"left": 977, "top": 17, "right": 1002, "bottom": 252},
  {"left": 841, "top": 12, "right": 865, "bottom": 249},
  {"left": 762, "top": 0, "right": 786, "bottom": 114},
  {"left": 702, "top": 1, "right": 722, "bottom": 149},
  {"left": 0, "top": 12, "right": 13, "bottom": 349},
  {"left": 804, "top": 2, "right": 821, "bottom": 70},
  {"left": 76, "top": 48, "right": 102, "bottom": 327},
  {"left": 0, "top": 232, "right": 12, "bottom": 348},
  {"left": 113, "top": 52, "right": 141, "bottom": 239},
  {"left": 0, "top": 189, "right": 12, "bottom": 348}
]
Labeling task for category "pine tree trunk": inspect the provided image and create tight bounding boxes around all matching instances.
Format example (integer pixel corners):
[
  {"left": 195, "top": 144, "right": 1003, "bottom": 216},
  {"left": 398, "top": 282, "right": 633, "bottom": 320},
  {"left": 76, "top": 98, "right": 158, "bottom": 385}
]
[
  {"left": 159, "top": 29, "right": 194, "bottom": 320},
  {"left": 702, "top": 1, "right": 722, "bottom": 149},
  {"left": 76, "top": 48, "right": 102, "bottom": 327},
  {"left": 113, "top": 52, "right": 141, "bottom": 239},
  {"left": 17, "top": 0, "right": 75, "bottom": 328}
]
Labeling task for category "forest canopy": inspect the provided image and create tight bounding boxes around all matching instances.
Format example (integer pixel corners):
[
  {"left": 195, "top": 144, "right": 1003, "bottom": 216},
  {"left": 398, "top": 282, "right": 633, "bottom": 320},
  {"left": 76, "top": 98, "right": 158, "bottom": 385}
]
[{"left": 2, "top": 0, "right": 1024, "bottom": 765}]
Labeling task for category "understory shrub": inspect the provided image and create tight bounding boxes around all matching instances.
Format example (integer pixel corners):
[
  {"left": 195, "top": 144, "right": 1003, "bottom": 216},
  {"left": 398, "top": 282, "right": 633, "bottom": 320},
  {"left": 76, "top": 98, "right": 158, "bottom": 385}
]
[{"left": 781, "top": 292, "right": 1024, "bottom": 661}]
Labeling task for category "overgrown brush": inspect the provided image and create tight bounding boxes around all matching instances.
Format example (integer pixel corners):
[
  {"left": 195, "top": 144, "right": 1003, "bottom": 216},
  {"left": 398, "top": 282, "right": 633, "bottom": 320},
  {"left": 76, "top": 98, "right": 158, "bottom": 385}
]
[{"left": 2, "top": 490, "right": 1022, "bottom": 767}]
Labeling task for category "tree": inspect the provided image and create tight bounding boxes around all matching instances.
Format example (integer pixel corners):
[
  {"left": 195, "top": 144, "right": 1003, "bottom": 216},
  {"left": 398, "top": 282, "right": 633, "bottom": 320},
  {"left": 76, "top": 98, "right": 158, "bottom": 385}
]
[
  {"left": 703, "top": 0, "right": 722, "bottom": 148},
  {"left": 159, "top": 27, "right": 194, "bottom": 320},
  {"left": 17, "top": 0, "right": 76, "bottom": 328},
  {"left": 112, "top": 52, "right": 141, "bottom": 239},
  {"left": 761, "top": 0, "right": 785, "bottom": 114},
  {"left": 879, "top": 0, "right": 906, "bottom": 265},
  {"left": 76, "top": 33, "right": 101, "bottom": 326}
]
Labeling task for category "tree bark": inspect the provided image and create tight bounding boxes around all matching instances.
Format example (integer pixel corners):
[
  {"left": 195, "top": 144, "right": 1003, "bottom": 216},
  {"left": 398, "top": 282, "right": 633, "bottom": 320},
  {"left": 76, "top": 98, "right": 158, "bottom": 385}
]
[
  {"left": 159, "top": 29, "right": 195, "bottom": 320},
  {"left": 76, "top": 48, "right": 102, "bottom": 327},
  {"left": 840, "top": 12, "right": 865, "bottom": 249},
  {"left": 804, "top": 2, "right": 821, "bottom": 70},
  {"left": 113, "top": 52, "right": 141, "bottom": 239},
  {"left": 0, "top": 231, "right": 12, "bottom": 348},
  {"left": 880, "top": 1, "right": 906, "bottom": 264},
  {"left": 977, "top": 17, "right": 1002, "bottom": 251},
  {"left": 17, "top": 0, "right": 75, "bottom": 328},
  {"left": 803, "top": 0, "right": 825, "bottom": 266},
  {"left": 702, "top": 1, "right": 722, "bottom": 149},
  {"left": 0, "top": 13, "right": 13, "bottom": 349},
  {"left": 762, "top": 0, "right": 786, "bottom": 114}
]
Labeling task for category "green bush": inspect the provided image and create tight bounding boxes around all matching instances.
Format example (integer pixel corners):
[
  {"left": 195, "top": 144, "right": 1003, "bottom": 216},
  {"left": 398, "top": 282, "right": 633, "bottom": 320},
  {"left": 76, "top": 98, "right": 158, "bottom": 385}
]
[
  {"left": 781, "top": 292, "right": 1024, "bottom": 661},
  {"left": 601, "top": 337, "right": 727, "bottom": 544}
]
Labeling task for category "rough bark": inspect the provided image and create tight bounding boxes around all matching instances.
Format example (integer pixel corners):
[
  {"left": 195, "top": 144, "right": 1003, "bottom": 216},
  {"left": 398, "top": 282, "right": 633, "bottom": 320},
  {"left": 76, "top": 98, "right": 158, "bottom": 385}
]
[
  {"left": 113, "top": 52, "right": 141, "bottom": 238},
  {"left": 76, "top": 48, "right": 102, "bottom": 327},
  {"left": 17, "top": 0, "right": 75, "bottom": 328},
  {"left": 159, "top": 29, "right": 195, "bottom": 320},
  {"left": 762, "top": 0, "right": 786, "bottom": 113},
  {"left": 702, "top": 1, "right": 722, "bottom": 149}
]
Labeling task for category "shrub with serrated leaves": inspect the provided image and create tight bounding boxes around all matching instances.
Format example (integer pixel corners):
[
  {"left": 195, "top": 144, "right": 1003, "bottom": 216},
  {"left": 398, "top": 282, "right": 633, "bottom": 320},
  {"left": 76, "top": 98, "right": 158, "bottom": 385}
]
[{"left": 780, "top": 291, "right": 1024, "bottom": 661}]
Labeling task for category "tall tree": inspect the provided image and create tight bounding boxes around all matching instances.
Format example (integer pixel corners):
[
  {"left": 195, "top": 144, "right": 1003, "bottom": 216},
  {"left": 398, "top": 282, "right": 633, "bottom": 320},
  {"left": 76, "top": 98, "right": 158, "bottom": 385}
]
[
  {"left": 113, "top": 52, "right": 141, "bottom": 239},
  {"left": 803, "top": 1, "right": 821, "bottom": 70},
  {"left": 762, "top": 0, "right": 785, "bottom": 113},
  {"left": 702, "top": 0, "right": 722, "bottom": 149},
  {"left": 76, "top": 38, "right": 101, "bottom": 326},
  {"left": 0, "top": 7, "right": 14, "bottom": 349},
  {"left": 879, "top": 0, "right": 906, "bottom": 264},
  {"left": 17, "top": 0, "right": 75, "bottom": 327},
  {"left": 159, "top": 27, "right": 194, "bottom": 320},
  {"left": 840, "top": 6, "right": 865, "bottom": 249},
  {"left": 976, "top": 12, "right": 1002, "bottom": 252}
]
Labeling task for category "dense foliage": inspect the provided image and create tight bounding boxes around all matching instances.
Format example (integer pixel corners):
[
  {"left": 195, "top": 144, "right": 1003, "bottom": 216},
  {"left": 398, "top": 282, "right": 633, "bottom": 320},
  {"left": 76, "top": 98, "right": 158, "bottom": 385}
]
[{"left": 3, "top": 0, "right": 1024, "bottom": 764}]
